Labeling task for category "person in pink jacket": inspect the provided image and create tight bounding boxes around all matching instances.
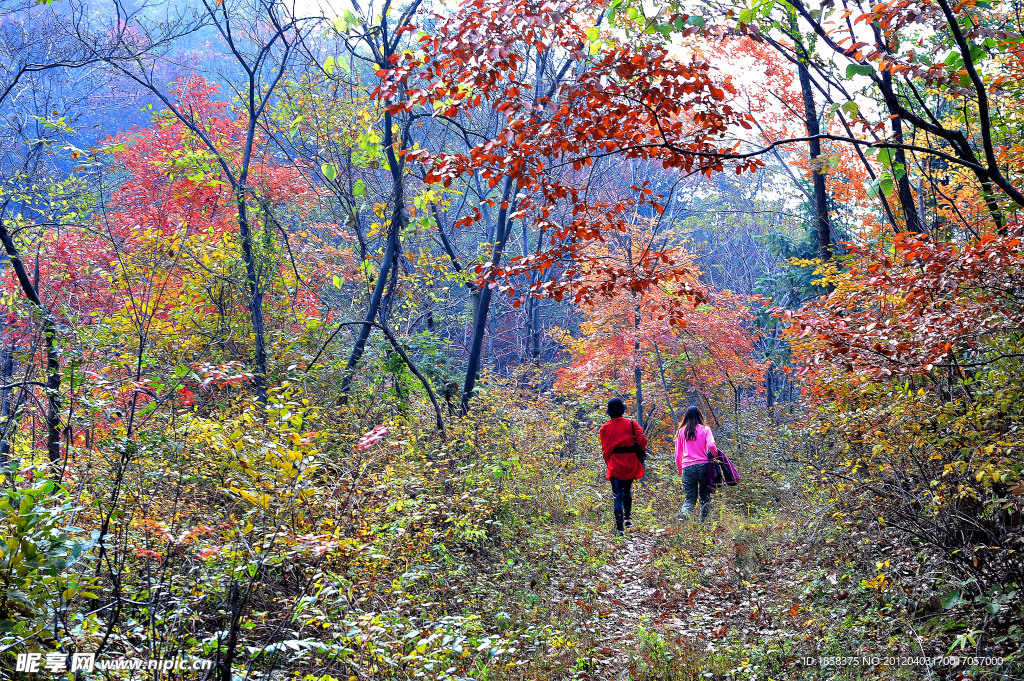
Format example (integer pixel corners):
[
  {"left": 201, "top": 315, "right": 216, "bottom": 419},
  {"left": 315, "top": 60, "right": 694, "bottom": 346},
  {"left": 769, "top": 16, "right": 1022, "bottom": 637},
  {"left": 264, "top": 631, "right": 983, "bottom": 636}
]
[{"left": 675, "top": 405, "right": 718, "bottom": 521}]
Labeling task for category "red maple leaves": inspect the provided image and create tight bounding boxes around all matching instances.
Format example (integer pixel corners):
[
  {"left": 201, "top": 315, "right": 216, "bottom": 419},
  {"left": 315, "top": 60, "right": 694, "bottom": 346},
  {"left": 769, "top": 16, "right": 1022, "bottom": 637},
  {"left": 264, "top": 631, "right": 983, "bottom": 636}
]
[
  {"left": 375, "top": 0, "right": 761, "bottom": 306},
  {"left": 786, "top": 232, "right": 1024, "bottom": 380}
]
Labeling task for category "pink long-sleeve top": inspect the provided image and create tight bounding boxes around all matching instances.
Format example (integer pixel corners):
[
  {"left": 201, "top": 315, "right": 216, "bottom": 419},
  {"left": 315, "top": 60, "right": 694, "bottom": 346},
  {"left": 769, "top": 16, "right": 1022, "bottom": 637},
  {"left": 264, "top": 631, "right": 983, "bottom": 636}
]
[{"left": 674, "top": 424, "right": 717, "bottom": 473}]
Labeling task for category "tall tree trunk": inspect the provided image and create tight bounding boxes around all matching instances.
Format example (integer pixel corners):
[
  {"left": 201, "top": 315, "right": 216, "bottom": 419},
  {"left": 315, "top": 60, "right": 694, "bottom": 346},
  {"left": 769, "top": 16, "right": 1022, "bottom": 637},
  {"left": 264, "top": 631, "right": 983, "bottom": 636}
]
[
  {"left": 487, "top": 323, "right": 494, "bottom": 370},
  {"left": 340, "top": 211, "right": 400, "bottom": 400},
  {"left": 787, "top": 14, "right": 833, "bottom": 263},
  {"left": 522, "top": 219, "right": 533, "bottom": 364},
  {"left": 734, "top": 383, "right": 740, "bottom": 431},
  {"left": 0, "top": 346, "right": 13, "bottom": 463},
  {"left": 460, "top": 179, "right": 515, "bottom": 415},
  {"left": 633, "top": 299, "right": 644, "bottom": 428},
  {"left": 796, "top": 59, "right": 833, "bottom": 262},
  {"left": 917, "top": 176, "right": 927, "bottom": 230},
  {"left": 43, "top": 320, "right": 60, "bottom": 464},
  {"left": 527, "top": 226, "right": 544, "bottom": 366},
  {"left": 652, "top": 339, "right": 678, "bottom": 434},
  {"left": 235, "top": 196, "right": 269, "bottom": 403},
  {"left": 882, "top": 71, "right": 924, "bottom": 233},
  {"left": 531, "top": 302, "right": 540, "bottom": 363},
  {"left": 890, "top": 115, "right": 924, "bottom": 233},
  {"left": 341, "top": 108, "right": 405, "bottom": 400},
  {"left": 979, "top": 178, "right": 1007, "bottom": 234},
  {"left": 634, "top": 366, "right": 644, "bottom": 428},
  {"left": 0, "top": 217, "right": 60, "bottom": 463},
  {"left": 461, "top": 284, "right": 495, "bottom": 415}
]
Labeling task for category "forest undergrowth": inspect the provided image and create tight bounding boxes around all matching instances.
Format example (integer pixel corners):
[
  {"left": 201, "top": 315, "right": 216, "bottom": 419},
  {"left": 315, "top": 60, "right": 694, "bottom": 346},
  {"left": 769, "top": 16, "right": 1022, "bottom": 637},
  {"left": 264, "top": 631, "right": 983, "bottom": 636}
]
[
  {"left": 535, "top": 402, "right": 1023, "bottom": 681},
  {"left": 5, "top": 379, "right": 1019, "bottom": 681}
]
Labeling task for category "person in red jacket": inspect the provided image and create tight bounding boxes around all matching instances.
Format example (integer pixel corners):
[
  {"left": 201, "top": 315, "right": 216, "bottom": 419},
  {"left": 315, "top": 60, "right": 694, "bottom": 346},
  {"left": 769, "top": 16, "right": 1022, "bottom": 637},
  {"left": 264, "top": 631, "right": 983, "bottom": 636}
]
[{"left": 599, "top": 398, "right": 648, "bottom": 536}]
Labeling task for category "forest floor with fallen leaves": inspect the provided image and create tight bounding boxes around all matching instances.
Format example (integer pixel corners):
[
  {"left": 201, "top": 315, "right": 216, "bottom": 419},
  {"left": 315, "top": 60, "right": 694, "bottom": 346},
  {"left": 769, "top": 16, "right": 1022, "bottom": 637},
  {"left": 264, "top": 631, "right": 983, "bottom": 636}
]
[
  {"left": 446, "top": 412, "right": 1021, "bottom": 681},
  {"left": 550, "top": 497, "right": 832, "bottom": 681},
  {"left": 497, "top": 460, "right": 829, "bottom": 681},
  {"left": 268, "top": 404, "right": 1018, "bottom": 681}
]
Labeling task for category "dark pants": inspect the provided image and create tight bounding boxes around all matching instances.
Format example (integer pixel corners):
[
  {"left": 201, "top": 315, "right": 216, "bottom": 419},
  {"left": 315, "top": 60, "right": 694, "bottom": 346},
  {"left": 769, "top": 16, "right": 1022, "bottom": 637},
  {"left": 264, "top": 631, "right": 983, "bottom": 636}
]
[
  {"left": 681, "top": 463, "right": 712, "bottom": 521},
  {"left": 610, "top": 477, "right": 634, "bottom": 532}
]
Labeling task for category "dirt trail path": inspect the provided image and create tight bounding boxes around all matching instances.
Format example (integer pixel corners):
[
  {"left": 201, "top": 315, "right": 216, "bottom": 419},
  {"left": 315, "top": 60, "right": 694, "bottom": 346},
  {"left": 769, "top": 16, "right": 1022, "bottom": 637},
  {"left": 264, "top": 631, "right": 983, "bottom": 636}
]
[
  {"left": 584, "top": 525, "right": 784, "bottom": 680},
  {"left": 589, "top": 528, "right": 674, "bottom": 679}
]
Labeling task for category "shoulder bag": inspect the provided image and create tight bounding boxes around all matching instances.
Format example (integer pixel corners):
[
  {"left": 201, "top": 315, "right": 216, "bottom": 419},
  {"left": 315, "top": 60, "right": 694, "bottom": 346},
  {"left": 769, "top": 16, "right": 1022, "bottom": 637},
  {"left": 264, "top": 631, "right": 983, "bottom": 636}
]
[{"left": 627, "top": 419, "right": 647, "bottom": 466}]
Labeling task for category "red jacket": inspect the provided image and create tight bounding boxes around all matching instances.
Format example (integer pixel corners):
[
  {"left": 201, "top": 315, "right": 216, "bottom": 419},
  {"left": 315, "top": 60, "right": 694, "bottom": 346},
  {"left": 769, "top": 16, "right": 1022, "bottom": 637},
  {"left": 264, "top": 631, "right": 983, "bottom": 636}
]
[{"left": 599, "top": 417, "right": 648, "bottom": 481}]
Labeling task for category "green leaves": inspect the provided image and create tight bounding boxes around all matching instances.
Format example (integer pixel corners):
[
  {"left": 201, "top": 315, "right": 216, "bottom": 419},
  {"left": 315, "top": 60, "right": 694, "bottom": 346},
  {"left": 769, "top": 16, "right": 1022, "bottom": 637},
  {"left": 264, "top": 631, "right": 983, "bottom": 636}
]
[
  {"left": 846, "top": 64, "right": 874, "bottom": 78},
  {"left": 944, "top": 50, "right": 964, "bottom": 73},
  {"left": 1, "top": 476, "right": 94, "bottom": 643},
  {"left": 865, "top": 146, "right": 906, "bottom": 198},
  {"left": 322, "top": 55, "right": 349, "bottom": 76},
  {"left": 866, "top": 176, "right": 893, "bottom": 199},
  {"left": 358, "top": 258, "right": 375, "bottom": 278},
  {"left": 332, "top": 9, "right": 363, "bottom": 34},
  {"left": 606, "top": 0, "right": 625, "bottom": 22},
  {"left": 354, "top": 126, "right": 383, "bottom": 167},
  {"left": 321, "top": 163, "right": 338, "bottom": 181}
]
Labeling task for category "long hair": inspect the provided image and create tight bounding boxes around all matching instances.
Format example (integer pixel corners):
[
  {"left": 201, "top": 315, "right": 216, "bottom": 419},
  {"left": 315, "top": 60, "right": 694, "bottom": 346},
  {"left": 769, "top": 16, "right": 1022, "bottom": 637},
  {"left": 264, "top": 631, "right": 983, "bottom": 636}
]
[{"left": 681, "top": 405, "right": 704, "bottom": 441}]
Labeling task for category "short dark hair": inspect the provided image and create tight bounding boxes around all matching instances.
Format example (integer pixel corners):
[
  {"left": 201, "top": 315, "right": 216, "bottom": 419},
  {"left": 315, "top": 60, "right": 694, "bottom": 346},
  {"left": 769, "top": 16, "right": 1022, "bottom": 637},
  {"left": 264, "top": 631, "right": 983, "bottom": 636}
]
[{"left": 607, "top": 398, "right": 626, "bottom": 418}]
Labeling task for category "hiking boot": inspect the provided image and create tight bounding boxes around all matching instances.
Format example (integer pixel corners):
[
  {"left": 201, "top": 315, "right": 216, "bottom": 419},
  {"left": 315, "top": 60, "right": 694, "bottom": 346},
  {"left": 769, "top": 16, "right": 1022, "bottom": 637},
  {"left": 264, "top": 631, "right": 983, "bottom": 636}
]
[{"left": 624, "top": 518, "right": 633, "bottom": 528}]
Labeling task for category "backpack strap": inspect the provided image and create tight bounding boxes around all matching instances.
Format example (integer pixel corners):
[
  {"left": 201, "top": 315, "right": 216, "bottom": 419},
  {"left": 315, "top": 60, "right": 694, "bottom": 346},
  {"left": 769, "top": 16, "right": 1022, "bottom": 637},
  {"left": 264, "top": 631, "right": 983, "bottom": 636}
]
[{"left": 612, "top": 419, "right": 641, "bottom": 454}]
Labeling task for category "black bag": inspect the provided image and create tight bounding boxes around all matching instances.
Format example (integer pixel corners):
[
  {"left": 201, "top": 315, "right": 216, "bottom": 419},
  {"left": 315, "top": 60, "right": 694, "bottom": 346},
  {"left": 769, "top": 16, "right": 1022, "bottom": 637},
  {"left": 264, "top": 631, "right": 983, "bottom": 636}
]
[{"left": 627, "top": 419, "right": 647, "bottom": 466}]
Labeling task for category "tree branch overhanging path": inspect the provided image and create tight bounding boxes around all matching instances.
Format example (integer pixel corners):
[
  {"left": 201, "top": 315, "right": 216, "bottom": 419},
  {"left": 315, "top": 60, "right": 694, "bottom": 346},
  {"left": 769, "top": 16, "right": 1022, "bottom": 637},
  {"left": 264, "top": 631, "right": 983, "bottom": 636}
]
[{"left": 364, "top": 0, "right": 1024, "bottom": 416}]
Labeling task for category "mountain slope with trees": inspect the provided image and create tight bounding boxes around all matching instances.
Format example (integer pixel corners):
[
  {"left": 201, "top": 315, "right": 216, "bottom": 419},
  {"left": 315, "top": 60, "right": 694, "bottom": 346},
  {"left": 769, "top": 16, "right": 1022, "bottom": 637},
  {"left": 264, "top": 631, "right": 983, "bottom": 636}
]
[{"left": 0, "top": 0, "right": 1020, "bottom": 679}]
